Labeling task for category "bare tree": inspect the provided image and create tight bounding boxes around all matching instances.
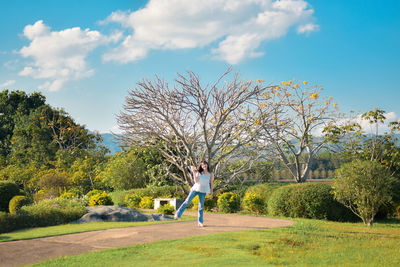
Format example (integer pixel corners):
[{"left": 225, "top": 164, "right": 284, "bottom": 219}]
[
  {"left": 256, "top": 80, "right": 340, "bottom": 182},
  {"left": 118, "top": 69, "right": 273, "bottom": 191}
]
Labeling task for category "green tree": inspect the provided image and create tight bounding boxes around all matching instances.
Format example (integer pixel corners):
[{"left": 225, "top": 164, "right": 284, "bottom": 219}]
[
  {"left": 334, "top": 160, "right": 397, "bottom": 226},
  {"left": 324, "top": 108, "right": 400, "bottom": 178},
  {"left": 0, "top": 90, "right": 46, "bottom": 163},
  {"left": 98, "top": 146, "right": 168, "bottom": 190},
  {"left": 9, "top": 106, "right": 57, "bottom": 167},
  {"left": 69, "top": 150, "right": 108, "bottom": 194}
]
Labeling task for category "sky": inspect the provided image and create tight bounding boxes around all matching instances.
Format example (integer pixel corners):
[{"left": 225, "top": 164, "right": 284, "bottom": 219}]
[{"left": 0, "top": 0, "right": 399, "bottom": 133}]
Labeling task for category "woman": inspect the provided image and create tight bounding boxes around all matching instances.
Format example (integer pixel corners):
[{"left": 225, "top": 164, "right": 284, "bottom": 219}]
[{"left": 174, "top": 161, "right": 214, "bottom": 227}]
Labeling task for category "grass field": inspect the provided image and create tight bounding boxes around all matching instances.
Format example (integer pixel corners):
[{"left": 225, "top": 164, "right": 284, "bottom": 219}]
[
  {"left": 0, "top": 216, "right": 195, "bottom": 242},
  {"left": 31, "top": 218, "right": 400, "bottom": 267}
]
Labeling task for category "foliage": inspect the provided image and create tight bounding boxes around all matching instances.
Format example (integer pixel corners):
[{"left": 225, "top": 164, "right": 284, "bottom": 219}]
[
  {"left": 244, "top": 183, "right": 286, "bottom": 212},
  {"left": 333, "top": 160, "right": 397, "bottom": 226},
  {"left": 86, "top": 189, "right": 103, "bottom": 199},
  {"left": 9, "top": 195, "right": 32, "bottom": 213},
  {"left": 69, "top": 151, "right": 108, "bottom": 194},
  {"left": 0, "top": 198, "right": 86, "bottom": 234},
  {"left": 191, "top": 195, "right": 217, "bottom": 211},
  {"left": 324, "top": 108, "right": 400, "bottom": 178},
  {"left": 0, "top": 181, "right": 21, "bottom": 212},
  {"left": 0, "top": 90, "right": 46, "bottom": 160},
  {"left": 97, "top": 150, "right": 147, "bottom": 190},
  {"left": 33, "top": 190, "right": 47, "bottom": 203},
  {"left": 243, "top": 192, "right": 265, "bottom": 214},
  {"left": 124, "top": 193, "right": 142, "bottom": 209},
  {"left": 256, "top": 80, "right": 340, "bottom": 182},
  {"left": 37, "top": 170, "right": 70, "bottom": 197},
  {"left": 156, "top": 204, "right": 174, "bottom": 215},
  {"left": 268, "top": 182, "right": 357, "bottom": 221},
  {"left": 139, "top": 196, "right": 154, "bottom": 209},
  {"left": 88, "top": 192, "right": 113, "bottom": 206},
  {"left": 128, "top": 185, "right": 186, "bottom": 199},
  {"left": 217, "top": 192, "right": 241, "bottom": 213},
  {"left": 59, "top": 192, "right": 78, "bottom": 200}
]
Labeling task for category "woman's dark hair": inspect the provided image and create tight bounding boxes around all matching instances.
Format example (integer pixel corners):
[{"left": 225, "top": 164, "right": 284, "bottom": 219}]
[{"left": 197, "top": 161, "right": 210, "bottom": 174}]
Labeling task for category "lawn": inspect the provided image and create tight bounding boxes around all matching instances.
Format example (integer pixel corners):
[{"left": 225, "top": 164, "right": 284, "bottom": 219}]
[
  {"left": 31, "top": 218, "right": 400, "bottom": 266},
  {"left": 0, "top": 216, "right": 195, "bottom": 242}
]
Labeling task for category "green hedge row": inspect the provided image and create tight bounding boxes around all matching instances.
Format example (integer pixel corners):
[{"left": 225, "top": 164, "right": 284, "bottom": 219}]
[
  {"left": 267, "top": 183, "right": 358, "bottom": 221},
  {"left": 0, "top": 198, "right": 86, "bottom": 234}
]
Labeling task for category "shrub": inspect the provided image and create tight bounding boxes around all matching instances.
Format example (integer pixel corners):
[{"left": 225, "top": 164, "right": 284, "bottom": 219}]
[
  {"left": 191, "top": 195, "right": 217, "bottom": 211},
  {"left": 9, "top": 195, "right": 32, "bottom": 213},
  {"left": 243, "top": 193, "right": 265, "bottom": 214},
  {"left": 157, "top": 204, "right": 174, "bottom": 215},
  {"left": 0, "top": 198, "right": 86, "bottom": 233},
  {"left": 110, "top": 190, "right": 130, "bottom": 206},
  {"left": 59, "top": 192, "right": 78, "bottom": 200},
  {"left": 88, "top": 192, "right": 114, "bottom": 206},
  {"left": 139, "top": 196, "right": 154, "bottom": 209},
  {"left": 124, "top": 193, "right": 142, "bottom": 209},
  {"left": 268, "top": 182, "right": 357, "bottom": 221},
  {"left": 244, "top": 183, "right": 286, "bottom": 213},
  {"left": 86, "top": 189, "right": 104, "bottom": 199},
  {"left": 333, "top": 160, "right": 397, "bottom": 225},
  {"left": 217, "top": 192, "right": 241, "bottom": 213},
  {"left": 37, "top": 171, "right": 69, "bottom": 197},
  {"left": 33, "top": 189, "right": 47, "bottom": 203},
  {"left": 125, "top": 185, "right": 186, "bottom": 199},
  {"left": 0, "top": 181, "right": 21, "bottom": 212}
]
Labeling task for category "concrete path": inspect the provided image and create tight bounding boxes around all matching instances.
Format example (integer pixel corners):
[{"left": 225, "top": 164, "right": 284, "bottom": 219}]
[{"left": 0, "top": 212, "right": 294, "bottom": 267}]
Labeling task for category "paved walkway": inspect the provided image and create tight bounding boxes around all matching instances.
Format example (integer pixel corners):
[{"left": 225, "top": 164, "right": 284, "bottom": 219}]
[{"left": 0, "top": 212, "right": 294, "bottom": 267}]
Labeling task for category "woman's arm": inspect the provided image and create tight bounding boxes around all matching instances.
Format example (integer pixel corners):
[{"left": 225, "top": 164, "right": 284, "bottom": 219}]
[{"left": 191, "top": 166, "right": 199, "bottom": 183}]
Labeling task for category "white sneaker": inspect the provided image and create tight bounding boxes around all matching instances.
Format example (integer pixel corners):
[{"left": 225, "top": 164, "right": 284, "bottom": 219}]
[
  {"left": 174, "top": 214, "right": 179, "bottom": 220},
  {"left": 198, "top": 223, "right": 204, "bottom": 227}
]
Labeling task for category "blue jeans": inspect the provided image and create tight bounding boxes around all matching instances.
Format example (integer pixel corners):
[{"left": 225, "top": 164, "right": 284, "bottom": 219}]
[{"left": 175, "top": 190, "right": 206, "bottom": 224}]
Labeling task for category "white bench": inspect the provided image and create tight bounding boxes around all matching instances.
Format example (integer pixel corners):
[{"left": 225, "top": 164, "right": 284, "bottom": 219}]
[{"left": 154, "top": 198, "right": 184, "bottom": 210}]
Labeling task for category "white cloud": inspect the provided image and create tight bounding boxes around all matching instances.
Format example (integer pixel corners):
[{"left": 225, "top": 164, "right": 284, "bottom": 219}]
[
  {"left": 355, "top": 111, "right": 398, "bottom": 134},
  {"left": 314, "top": 112, "right": 399, "bottom": 137},
  {"left": 18, "top": 20, "right": 112, "bottom": 91},
  {"left": 0, "top": 80, "right": 16, "bottom": 87},
  {"left": 102, "top": 0, "right": 317, "bottom": 64},
  {"left": 297, "top": 23, "right": 319, "bottom": 34}
]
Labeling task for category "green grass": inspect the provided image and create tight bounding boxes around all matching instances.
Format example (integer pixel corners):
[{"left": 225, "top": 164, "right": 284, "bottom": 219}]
[
  {"left": 0, "top": 216, "right": 195, "bottom": 242},
  {"left": 31, "top": 218, "right": 400, "bottom": 267}
]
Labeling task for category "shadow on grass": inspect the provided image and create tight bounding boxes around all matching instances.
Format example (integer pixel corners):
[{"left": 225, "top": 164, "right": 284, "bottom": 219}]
[
  {"left": 0, "top": 236, "right": 10, "bottom": 241},
  {"left": 375, "top": 218, "right": 400, "bottom": 226}
]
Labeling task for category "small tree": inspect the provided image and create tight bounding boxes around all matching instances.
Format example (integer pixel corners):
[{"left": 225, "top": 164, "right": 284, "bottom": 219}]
[
  {"left": 333, "top": 160, "right": 396, "bottom": 226},
  {"left": 257, "top": 80, "right": 340, "bottom": 182}
]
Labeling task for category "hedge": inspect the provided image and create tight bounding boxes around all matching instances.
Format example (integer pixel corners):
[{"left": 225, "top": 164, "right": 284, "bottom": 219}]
[
  {"left": 217, "top": 192, "right": 241, "bottom": 213},
  {"left": 267, "top": 182, "right": 358, "bottom": 221},
  {"left": 243, "top": 183, "right": 287, "bottom": 214},
  {"left": 9, "top": 195, "right": 32, "bottom": 213},
  {"left": 0, "top": 181, "right": 21, "bottom": 212},
  {"left": 0, "top": 198, "right": 86, "bottom": 234}
]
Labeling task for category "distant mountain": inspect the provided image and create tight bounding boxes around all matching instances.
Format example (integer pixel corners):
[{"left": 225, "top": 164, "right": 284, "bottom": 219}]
[{"left": 100, "top": 133, "right": 122, "bottom": 154}]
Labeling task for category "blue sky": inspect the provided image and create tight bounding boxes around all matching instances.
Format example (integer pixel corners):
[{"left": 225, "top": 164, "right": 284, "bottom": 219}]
[{"left": 0, "top": 0, "right": 399, "bottom": 133}]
